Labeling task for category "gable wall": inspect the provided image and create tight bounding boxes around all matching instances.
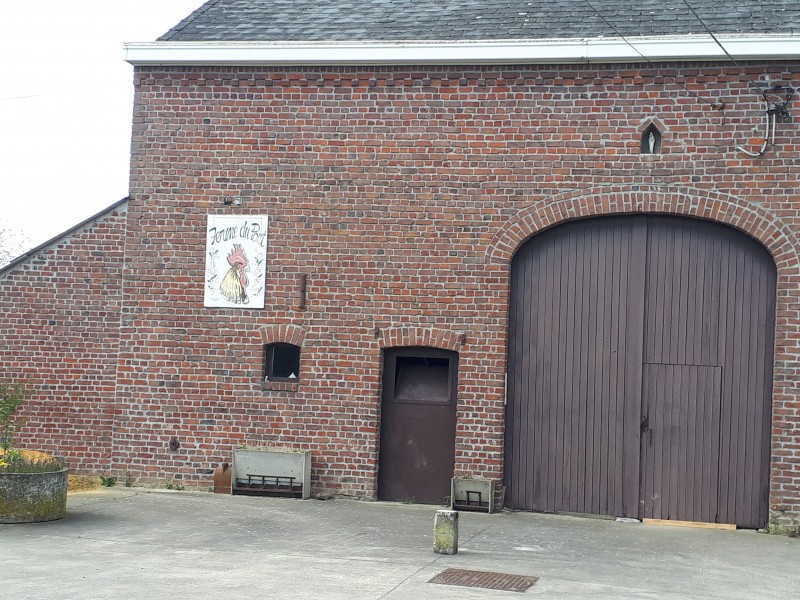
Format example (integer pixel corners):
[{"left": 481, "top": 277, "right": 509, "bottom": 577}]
[{"left": 0, "top": 207, "right": 127, "bottom": 471}]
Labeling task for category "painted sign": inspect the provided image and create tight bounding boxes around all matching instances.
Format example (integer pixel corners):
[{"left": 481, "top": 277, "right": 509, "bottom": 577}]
[{"left": 204, "top": 215, "right": 268, "bottom": 308}]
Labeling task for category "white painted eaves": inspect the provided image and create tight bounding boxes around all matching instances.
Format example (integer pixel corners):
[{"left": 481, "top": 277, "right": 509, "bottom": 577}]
[{"left": 124, "top": 35, "right": 800, "bottom": 66}]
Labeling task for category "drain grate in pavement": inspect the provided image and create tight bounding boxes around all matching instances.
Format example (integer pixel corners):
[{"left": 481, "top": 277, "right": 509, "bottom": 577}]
[{"left": 429, "top": 568, "right": 539, "bottom": 593}]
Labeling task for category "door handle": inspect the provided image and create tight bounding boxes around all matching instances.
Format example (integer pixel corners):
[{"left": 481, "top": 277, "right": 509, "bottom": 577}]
[{"left": 641, "top": 415, "right": 653, "bottom": 445}]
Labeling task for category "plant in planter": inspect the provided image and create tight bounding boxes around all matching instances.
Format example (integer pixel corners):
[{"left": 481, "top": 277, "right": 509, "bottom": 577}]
[{"left": 0, "top": 378, "right": 69, "bottom": 524}]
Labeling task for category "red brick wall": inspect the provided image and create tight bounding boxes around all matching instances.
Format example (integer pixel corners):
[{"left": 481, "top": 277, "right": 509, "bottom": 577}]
[
  {"left": 123, "top": 61, "right": 800, "bottom": 525},
  {"left": 7, "top": 60, "right": 800, "bottom": 528},
  {"left": 0, "top": 207, "right": 127, "bottom": 471}
]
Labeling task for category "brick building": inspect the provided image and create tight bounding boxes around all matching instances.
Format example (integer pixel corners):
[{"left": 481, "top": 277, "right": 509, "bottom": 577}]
[{"left": 2, "top": 0, "right": 800, "bottom": 531}]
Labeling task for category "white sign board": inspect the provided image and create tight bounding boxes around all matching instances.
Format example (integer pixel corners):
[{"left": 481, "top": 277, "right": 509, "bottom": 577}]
[{"left": 204, "top": 215, "right": 268, "bottom": 308}]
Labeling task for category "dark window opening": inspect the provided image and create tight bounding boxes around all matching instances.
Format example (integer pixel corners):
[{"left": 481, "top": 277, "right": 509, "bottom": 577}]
[
  {"left": 393, "top": 355, "right": 451, "bottom": 404},
  {"left": 641, "top": 123, "right": 662, "bottom": 154},
  {"left": 264, "top": 343, "right": 301, "bottom": 381}
]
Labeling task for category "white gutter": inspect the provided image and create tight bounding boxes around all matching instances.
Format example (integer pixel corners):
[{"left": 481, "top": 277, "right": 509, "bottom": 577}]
[{"left": 125, "top": 35, "right": 800, "bottom": 66}]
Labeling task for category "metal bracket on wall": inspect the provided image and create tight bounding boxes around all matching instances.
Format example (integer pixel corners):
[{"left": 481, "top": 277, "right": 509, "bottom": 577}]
[{"left": 298, "top": 273, "right": 307, "bottom": 310}]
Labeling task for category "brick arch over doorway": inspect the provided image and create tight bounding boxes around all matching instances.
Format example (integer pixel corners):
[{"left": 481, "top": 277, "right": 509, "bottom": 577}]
[
  {"left": 378, "top": 326, "right": 465, "bottom": 352},
  {"left": 488, "top": 186, "right": 800, "bottom": 530}
]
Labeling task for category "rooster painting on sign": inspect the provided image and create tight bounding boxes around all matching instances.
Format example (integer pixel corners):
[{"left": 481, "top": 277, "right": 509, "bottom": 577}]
[{"left": 220, "top": 244, "right": 249, "bottom": 304}]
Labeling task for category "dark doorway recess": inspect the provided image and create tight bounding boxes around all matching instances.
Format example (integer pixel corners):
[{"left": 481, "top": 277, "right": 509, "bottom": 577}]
[
  {"left": 505, "top": 216, "right": 776, "bottom": 528},
  {"left": 378, "top": 347, "right": 458, "bottom": 504}
]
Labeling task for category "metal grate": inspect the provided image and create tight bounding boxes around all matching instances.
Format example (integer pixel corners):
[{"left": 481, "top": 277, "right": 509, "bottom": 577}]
[
  {"left": 232, "top": 474, "right": 303, "bottom": 497},
  {"left": 429, "top": 568, "right": 539, "bottom": 593}
]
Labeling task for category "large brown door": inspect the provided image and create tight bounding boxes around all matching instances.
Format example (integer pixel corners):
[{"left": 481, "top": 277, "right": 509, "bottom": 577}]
[
  {"left": 378, "top": 348, "right": 457, "bottom": 504},
  {"left": 505, "top": 218, "right": 647, "bottom": 518},
  {"left": 506, "top": 216, "right": 776, "bottom": 528}
]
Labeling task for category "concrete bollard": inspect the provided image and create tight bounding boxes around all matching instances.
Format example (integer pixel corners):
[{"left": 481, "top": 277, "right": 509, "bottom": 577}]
[{"left": 434, "top": 509, "right": 459, "bottom": 554}]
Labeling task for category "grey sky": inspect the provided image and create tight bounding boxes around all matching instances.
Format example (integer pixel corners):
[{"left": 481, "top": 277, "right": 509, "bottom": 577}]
[{"left": 0, "top": 1, "right": 206, "bottom": 254}]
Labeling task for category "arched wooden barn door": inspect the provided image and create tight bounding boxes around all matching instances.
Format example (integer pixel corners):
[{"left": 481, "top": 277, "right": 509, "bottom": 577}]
[{"left": 505, "top": 216, "right": 776, "bottom": 528}]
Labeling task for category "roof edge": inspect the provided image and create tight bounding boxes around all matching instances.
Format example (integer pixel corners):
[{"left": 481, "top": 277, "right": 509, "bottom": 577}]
[
  {"left": 0, "top": 198, "right": 129, "bottom": 277},
  {"left": 125, "top": 34, "right": 800, "bottom": 66}
]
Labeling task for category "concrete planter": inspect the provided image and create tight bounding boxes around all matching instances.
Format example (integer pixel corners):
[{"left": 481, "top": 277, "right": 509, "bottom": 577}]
[{"left": 0, "top": 468, "right": 69, "bottom": 524}]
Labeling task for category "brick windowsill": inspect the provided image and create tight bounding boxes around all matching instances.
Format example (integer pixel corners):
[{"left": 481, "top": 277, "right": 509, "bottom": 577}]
[{"left": 261, "top": 379, "right": 300, "bottom": 392}]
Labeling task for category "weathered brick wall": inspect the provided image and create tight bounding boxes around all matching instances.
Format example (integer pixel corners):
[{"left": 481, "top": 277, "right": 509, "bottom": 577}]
[
  {"left": 0, "top": 206, "right": 127, "bottom": 471},
  {"left": 125, "top": 60, "right": 800, "bottom": 526}
]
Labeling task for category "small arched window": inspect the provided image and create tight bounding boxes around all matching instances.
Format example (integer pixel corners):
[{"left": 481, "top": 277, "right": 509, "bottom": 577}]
[
  {"left": 640, "top": 123, "right": 662, "bottom": 154},
  {"left": 263, "top": 343, "right": 301, "bottom": 382}
]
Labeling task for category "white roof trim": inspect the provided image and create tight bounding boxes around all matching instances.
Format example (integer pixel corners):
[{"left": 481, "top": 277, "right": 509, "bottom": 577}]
[{"left": 124, "top": 35, "right": 800, "bottom": 66}]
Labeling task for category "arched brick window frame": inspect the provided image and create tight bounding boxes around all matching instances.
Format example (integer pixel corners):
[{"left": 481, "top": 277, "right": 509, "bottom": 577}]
[
  {"left": 487, "top": 185, "right": 800, "bottom": 528},
  {"left": 259, "top": 324, "right": 307, "bottom": 391}
]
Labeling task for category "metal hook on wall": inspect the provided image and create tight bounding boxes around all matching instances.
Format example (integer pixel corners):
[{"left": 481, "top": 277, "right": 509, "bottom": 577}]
[
  {"left": 735, "top": 108, "right": 772, "bottom": 158},
  {"left": 735, "top": 84, "right": 795, "bottom": 158}
]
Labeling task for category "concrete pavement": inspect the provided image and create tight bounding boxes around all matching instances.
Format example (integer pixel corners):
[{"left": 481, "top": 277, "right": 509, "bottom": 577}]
[{"left": 1, "top": 488, "right": 798, "bottom": 599}]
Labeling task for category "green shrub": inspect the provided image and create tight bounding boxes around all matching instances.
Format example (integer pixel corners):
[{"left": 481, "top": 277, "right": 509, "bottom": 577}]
[
  {"left": 0, "top": 378, "right": 63, "bottom": 474},
  {"left": 1, "top": 378, "right": 33, "bottom": 462}
]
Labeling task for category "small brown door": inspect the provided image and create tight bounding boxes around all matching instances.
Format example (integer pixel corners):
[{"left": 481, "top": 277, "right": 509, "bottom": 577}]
[
  {"left": 640, "top": 364, "right": 723, "bottom": 523},
  {"left": 378, "top": 347, "right": 457, "bottom": 504}
]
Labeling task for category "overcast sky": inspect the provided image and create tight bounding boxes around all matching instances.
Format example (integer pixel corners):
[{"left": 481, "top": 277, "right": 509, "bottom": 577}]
[{"left": 0, "top": 1, "right": 206, "bottom": 256}]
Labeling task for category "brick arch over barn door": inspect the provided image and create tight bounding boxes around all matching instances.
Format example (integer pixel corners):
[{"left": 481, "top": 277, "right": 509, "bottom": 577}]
[{"left": 488, "top": 186, "right": 800, "bottom": 529}]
